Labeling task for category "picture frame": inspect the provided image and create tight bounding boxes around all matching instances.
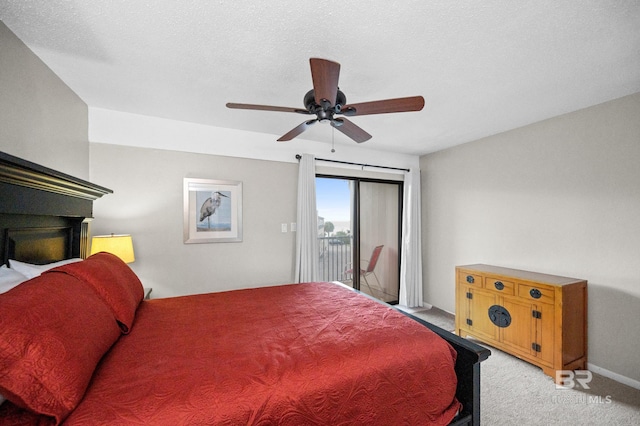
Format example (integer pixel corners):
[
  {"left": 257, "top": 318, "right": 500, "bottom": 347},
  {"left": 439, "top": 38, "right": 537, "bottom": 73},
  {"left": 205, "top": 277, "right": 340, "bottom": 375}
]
[{"left": 183, "top": 178, "right": 243, "bottom": 243}]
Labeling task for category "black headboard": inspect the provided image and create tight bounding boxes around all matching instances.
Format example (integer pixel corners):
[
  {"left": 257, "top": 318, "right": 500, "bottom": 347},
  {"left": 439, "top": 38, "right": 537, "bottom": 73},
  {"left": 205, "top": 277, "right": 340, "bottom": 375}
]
[{"left": 0, "top": 151, "right": 112, "bottom": 265}]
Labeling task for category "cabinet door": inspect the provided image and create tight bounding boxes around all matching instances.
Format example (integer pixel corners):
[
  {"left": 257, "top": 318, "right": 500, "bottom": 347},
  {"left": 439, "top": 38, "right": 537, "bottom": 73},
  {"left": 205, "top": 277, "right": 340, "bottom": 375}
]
[
  {"left": 468, "top": 288, "right": 499, "bottom": 340},
  {"left": 534, "top": 303, "right": 555, "bottom": 364},
  {"left": 456, "top": 284, "right": 472, "bottom": 335},
  {"left": 500, "top": 297, "right": 535, "bottom": 356}
]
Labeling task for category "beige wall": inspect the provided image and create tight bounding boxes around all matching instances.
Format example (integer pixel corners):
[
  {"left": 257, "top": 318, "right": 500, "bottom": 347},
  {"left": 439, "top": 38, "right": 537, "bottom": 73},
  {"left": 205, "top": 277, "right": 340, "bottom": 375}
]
[
  {"left": 420, "top": 92, "right": 640, "bottom": 383},
  {"left": 0, "top": 21, "right": 88, "bottom": 179},
  {"left": 89, "top": 143, "right": 298, "bottom": 298}
]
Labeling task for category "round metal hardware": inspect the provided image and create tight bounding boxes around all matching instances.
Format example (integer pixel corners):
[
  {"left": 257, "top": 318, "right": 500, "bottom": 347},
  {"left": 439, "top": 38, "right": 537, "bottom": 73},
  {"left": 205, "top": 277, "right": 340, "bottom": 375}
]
[
  {"left": 466, "top": 275, "right": 475, "bottom": 284},
  {"left": 488, "top": 305, "right": 512, "bottom": 328},
  {"left": 494, "top": 281, "right": 505, "bottom": 291},
  {"left": 530, "top": 288, "right": 542, "bottom": 299}
]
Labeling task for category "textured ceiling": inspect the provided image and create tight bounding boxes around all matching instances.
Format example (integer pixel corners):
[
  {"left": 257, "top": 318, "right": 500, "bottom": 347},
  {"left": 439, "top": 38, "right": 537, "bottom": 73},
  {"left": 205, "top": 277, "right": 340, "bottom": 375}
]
[{"left": 2, "top": 1, "right": 639, "bottom": 155}]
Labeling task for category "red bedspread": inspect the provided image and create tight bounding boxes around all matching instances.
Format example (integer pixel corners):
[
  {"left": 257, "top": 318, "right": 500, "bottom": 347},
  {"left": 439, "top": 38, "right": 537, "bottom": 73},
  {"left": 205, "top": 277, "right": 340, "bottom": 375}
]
[{"left": 64, "top": 282, "right": 460, "bottom": 425}]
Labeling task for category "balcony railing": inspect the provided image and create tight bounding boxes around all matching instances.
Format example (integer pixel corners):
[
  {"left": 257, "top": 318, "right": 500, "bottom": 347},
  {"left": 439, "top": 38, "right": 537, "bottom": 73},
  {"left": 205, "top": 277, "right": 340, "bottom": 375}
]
[{"left": 318, "top": 236, "right": 352, "bottom": 282}]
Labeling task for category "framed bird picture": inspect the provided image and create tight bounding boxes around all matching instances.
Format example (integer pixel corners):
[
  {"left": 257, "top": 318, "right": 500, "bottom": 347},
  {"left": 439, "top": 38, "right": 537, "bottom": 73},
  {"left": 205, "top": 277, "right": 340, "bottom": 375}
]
[{"left": 183, "top": 178, "right": 243, "bottom": 243}]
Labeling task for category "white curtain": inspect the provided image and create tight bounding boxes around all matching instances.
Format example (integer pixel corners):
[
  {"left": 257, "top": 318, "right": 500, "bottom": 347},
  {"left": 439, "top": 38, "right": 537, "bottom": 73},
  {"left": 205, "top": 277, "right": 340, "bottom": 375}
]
[
  {"left": 294, "top": 154, "right": 319, "bottom": 283},
  {"left": 399, "top": 169, "right": 423, "bottom": 307}
]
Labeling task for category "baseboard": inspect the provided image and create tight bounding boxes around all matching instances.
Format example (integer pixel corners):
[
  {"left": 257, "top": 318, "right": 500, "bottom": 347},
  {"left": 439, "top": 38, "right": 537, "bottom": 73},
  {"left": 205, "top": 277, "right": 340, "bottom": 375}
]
[
  {"left": 396, "top": 302, "right": 432, "bottom": 313},
  {"left": 419, "top": 302, "right": 456, "bottom": 317},
  {"left": 441, "top": 307, "right": 455, "bottom": 316},
  {"left": 588, "top": 363, "right": 640, "bottom": 390}
]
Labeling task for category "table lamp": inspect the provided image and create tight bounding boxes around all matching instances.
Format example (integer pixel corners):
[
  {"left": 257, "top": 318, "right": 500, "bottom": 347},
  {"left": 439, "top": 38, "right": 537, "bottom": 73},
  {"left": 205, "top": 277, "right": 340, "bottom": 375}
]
[{"left": 90, "top": 234, "right": 135, "bottom": 263}]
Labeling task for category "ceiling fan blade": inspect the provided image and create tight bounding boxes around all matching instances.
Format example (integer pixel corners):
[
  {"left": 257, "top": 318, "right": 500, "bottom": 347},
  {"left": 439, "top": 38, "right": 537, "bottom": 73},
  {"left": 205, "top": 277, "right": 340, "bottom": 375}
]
[
  {"left": 341, "top": 96, "right": 425, "bottom": 116},
  {"left": 226, "top": 102, "right": 310, "bottom": 114},
  {"left": 277, "top": 120, "right": 317, "bottom": 142},
  {"left": 310, "top": 58, "right": 340, "bottom": 108},
  {"left": 331, "top": 118, "right": 372, "bottom": 143}
]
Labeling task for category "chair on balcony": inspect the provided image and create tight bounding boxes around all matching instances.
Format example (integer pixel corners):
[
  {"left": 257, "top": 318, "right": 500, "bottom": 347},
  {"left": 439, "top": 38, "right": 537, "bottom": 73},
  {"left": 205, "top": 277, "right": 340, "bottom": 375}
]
[{"left": 344, "top": 245, "right": 384, "bottom": 297}]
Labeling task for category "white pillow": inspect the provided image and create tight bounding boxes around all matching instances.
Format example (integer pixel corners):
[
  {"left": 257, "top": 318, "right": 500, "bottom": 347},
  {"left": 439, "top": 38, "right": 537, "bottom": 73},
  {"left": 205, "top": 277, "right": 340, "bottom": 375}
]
[
  {"left": 0, "top": 264, "right": 29, "bottom": 293},
  {"left": 9, "top": 258, "right": 83, "bottom": 280}
]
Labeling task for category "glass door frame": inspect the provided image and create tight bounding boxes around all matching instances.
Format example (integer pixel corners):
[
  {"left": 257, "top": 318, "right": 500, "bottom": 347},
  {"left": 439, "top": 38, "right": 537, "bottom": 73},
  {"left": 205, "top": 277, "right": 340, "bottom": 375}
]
[{"left": 317, "top": 173, "right": 404, "bottom": 304}]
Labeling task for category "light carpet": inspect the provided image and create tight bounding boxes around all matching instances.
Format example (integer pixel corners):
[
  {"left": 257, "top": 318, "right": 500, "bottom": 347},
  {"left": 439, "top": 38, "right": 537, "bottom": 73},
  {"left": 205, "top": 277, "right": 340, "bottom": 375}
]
[{"left": 410, "top": 307, "right": 640, "bottom": 425}]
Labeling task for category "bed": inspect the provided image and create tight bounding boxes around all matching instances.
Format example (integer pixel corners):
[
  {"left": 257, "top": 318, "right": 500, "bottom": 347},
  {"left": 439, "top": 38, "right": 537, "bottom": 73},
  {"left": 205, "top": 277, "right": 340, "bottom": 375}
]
[{"left": 0, "top": 151, "right": 490, "bottom": 425}]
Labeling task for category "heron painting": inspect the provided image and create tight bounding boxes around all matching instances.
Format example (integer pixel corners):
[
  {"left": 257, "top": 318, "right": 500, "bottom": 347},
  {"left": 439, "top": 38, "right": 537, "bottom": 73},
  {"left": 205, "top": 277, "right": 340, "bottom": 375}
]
[
  {"left": 197, "top": 191, "right": 231, "bottom": 231},
  {"left": 184, "top": 178, "right": 243, "bottom": 244}
]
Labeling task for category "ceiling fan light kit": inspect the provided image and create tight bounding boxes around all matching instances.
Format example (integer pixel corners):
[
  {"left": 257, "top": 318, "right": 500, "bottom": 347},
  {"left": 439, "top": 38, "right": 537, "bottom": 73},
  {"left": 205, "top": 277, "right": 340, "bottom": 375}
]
[{"left": 226, "top": 58, "right": 425, "bottom": 144}]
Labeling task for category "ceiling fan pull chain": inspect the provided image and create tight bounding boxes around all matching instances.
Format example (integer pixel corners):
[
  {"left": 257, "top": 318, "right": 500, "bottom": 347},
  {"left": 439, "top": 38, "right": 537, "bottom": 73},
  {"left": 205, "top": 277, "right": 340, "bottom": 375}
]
[{"left": 331, "top": 127, "right": 336, "bottom": 153}]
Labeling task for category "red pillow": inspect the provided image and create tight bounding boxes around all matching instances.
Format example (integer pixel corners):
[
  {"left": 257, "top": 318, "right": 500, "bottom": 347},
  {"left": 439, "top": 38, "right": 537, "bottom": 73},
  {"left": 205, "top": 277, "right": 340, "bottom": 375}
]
[
  {"left": 0, "top": 273, "right": 121, "bottom": 424},
  {"left": 48, "top": 252, "right": 144, "bottom": 333}
]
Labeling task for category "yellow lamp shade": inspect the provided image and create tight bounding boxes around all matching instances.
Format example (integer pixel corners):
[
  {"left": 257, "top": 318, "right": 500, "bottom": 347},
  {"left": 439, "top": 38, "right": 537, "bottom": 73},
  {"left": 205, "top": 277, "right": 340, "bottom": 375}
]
[{"left": 90, "top": 234, "right": 135, "bottom": 263}]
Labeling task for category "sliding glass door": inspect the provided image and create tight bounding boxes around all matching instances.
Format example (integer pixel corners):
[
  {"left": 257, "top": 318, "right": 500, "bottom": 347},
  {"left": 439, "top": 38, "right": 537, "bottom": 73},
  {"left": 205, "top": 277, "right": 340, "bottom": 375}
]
[
  {"left": 316, "top": 176, "right": 402, "bottom": 303},
  {"left": 358, "top": 180, "right": 400, "bottom": 303}
]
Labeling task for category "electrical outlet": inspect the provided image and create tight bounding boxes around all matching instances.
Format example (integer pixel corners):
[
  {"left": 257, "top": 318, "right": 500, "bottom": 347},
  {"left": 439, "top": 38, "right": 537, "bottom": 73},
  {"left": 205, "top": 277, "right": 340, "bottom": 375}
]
[
  {"left": 281, "top": 223, "right": 288, "bottom": 233},
  {"left": 291, "top": 222, "right": 297, "bottom": 232}
]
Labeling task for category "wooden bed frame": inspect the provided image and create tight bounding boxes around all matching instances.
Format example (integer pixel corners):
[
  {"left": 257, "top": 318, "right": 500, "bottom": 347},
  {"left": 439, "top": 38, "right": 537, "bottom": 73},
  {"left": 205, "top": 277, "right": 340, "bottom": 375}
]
[{"left": 0, "top": 150, "right": 490, "bottom": 425}]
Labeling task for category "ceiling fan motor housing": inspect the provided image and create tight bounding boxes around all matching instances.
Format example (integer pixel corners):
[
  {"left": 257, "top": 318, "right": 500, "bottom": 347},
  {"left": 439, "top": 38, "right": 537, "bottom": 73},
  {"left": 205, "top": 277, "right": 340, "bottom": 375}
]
[{"left": 304, "top": 89, "right": 347, "bottom": 118}]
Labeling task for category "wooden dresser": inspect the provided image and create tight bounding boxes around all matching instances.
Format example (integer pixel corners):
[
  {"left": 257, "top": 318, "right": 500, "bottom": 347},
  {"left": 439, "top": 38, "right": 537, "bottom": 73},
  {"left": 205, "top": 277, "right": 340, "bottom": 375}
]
[{"left": 455, "top": 264, "right": 587, "bottom": 382}]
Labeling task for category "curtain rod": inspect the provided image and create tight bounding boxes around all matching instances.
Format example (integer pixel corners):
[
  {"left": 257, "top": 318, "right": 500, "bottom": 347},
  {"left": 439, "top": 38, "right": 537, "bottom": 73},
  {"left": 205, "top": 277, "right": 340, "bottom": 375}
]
[{"left": 295, "top": 154, "right": 409, "bottom": 172}]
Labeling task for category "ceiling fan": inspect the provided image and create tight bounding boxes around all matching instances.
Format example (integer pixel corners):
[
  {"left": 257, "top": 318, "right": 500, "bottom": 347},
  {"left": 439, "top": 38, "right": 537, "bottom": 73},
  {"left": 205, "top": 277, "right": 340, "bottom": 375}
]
[{"left": 226, "top": 58, "right": 425, "bottom": 143}]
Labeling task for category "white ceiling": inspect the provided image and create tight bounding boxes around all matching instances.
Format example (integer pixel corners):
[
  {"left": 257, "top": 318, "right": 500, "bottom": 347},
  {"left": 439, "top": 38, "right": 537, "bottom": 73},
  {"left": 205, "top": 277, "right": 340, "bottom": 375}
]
[{"left": 2, "top": 1, "right": 639, "bottom": 156}]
